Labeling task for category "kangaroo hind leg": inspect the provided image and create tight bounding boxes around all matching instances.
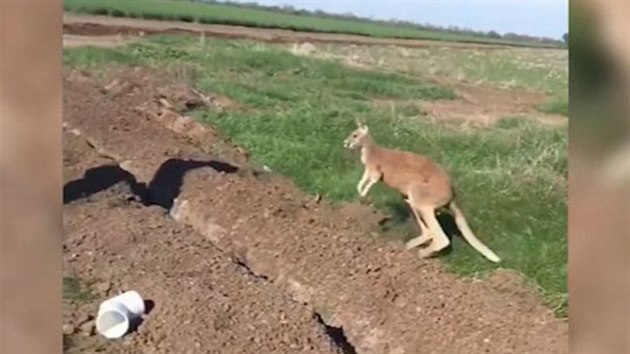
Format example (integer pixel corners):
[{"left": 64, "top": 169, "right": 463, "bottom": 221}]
[
  {"left": 404, "top": 198, "right": 433, "bottom": 250},
  {"left": 416, "top": 206, "right": 451, "bottom": 259}
]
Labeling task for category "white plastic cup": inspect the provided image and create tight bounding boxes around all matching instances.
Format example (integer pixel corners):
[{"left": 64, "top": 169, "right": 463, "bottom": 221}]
[{"left": 95, "top": 290, "right": 145, "bottom": 339}]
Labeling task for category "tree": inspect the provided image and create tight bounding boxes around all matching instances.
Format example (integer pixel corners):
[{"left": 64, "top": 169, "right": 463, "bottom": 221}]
[
  {"left": 562, "top": 32, "right": 568, "bottom": 44},
  {"left": 488, "top": 30, "right": 501, "bottom": 39}
]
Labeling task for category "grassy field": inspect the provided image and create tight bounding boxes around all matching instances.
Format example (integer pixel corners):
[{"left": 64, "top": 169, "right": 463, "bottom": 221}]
[
  {"left": 289, "top": 43, "right": 568, "bottom": 117},
  {"left": 64, "top": 0, "right": 561, "bottom": 48},
  {"left": 63, "top": 35, "right": 568, "bottom": 315}
]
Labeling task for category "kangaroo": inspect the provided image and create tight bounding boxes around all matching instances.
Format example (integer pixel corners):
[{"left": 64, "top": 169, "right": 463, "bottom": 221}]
[{"left": 343, "top": 119, "right": 501, "bottom": 263}]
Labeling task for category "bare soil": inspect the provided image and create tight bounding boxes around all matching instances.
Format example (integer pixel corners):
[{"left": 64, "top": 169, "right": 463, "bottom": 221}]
[
  {"left": 63, "top": 34, "right": 138, "bottom": 48},
  {"left": 63, "top": 132, "right": 342, "bottom": 354},
  {"left": 62, "top": 65, "right": 568, "bottom": 353},
  {"left": 414, "top": 81, "right": 567, "bottom": 127}
]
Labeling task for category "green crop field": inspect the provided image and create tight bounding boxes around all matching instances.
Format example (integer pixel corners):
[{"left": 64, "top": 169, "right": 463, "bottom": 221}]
[{"left": 64, "top": 0, "right": 563, "bottom": 48}]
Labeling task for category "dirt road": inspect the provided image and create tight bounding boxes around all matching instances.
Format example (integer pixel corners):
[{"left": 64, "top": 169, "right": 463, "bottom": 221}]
[
  {"left": 62, "top": 66, "right": 567, "bottom": 353},
  {"left": 63, "top": 13, "right": 516, "bottom": 50}
]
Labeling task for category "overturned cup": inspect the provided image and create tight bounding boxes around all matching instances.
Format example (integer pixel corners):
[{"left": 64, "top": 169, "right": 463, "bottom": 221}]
[{"left": 95, "top": 290, "right": 146, "bottom": 339}]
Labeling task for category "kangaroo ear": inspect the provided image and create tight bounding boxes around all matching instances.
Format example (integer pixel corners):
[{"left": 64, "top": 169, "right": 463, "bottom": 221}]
[
  {"left": 355, "top": 117, "right": 362, "bottom": 128},
  {"left": 362, "top": 124, "right": 369, "bottom": 132}
]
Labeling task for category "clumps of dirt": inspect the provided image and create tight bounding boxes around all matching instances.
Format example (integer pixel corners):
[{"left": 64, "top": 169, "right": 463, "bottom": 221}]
[
  {"left": 64, "top": 199, "right": 344, "bottom": 354},
  {"left": 66, "top": 66, "right": 249, "bottom": 166},
  {"left": 336, "top": 202, "right": 393, "bottom": 236},
  {"left": 63, "top": 131, "right": 344, "bottom": 354},
  {"left": 100, "top": 66, "right": 238, "bottom": 112}
]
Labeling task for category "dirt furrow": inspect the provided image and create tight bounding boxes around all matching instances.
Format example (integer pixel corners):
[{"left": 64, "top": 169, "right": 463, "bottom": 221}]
[
  {"left": 63, "top": 68, "right": 568, "bottom": 354},
  {"left": 63, "top": 130, "right": 345, "bottom": 354}
]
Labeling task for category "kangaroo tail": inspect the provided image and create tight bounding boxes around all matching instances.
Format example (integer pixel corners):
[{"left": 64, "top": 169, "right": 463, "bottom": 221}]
[{"left": 449, "top": 200, "right": 501, "bottom": 263}]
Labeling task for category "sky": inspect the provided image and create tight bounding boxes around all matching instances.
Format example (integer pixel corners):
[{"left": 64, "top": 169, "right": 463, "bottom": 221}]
[{"left": 226, "top": 0, "right": 568, "bottom": 39}]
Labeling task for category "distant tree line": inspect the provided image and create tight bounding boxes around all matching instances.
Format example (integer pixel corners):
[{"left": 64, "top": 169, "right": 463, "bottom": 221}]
[{"left": 192, "top": 0, "right": 565, "bottom": 46}]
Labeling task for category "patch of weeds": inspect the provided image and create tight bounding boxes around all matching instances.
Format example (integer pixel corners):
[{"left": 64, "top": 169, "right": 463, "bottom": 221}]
[
  {"left": 177, "top": 14, "right": 196, "bottom": 23},
  {"left": 63, "top": 276, "right": 94, "bottom": 303},
  {"left": 142, "top": 12, "right": 166, "bottom": 21},
  {"left": 63, "top": 334, "right": 74, "bottom": 351},
  {"left": 536, "top": 97, "right": 568, "bottom": 116},
  {"left": 335, "top": 90, "right": 370, "bottom": 102},
  {"left": 398, "top": 102, "right": 424, "bottom": 117},
  {"left": 83, "top": 6, "right": 108, "bottom": 16},
  {"left": 110, "top": 9, "right": 126, "bottom": 17},
  {"left": 162, "top": 61, "right": 204, "bottom": 84},
  {"left": 495, "top": 116, "right": 532, "bottom": 130},
  {"left": 63, "top": 47, "right": 139, "bottom": 68}
]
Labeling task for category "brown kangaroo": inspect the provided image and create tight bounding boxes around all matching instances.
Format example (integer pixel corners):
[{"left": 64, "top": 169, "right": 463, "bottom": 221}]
[{"left": 343, "top": 119, "right": 500, "bottom": 262}]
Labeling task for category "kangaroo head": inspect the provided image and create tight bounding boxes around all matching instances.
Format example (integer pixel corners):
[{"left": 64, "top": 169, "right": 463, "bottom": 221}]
[{"left": 343, "top": 118, "right": 370, "bottom": 150}]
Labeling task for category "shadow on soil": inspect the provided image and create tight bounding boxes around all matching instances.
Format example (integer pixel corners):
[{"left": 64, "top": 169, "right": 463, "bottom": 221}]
[
  {"left": 314, "top": 313, "right": 357, "bottom": 354},
  {"left": 63, "top": 164, "right": 148, "bottom": 204},
  {"left": 126, "top": 299, "right": 156, "bottom": 334},
  {"left": 148, "top": 158, "right": 238, "bottom": 209},
  {"left": 63, "top": 158, "right": 239, "bottom": 209},
  {"left": 378, "top": 199, "right": 467, "bottom": 256},
  {"left": 144, "top": 300, "right": 156, "bottom": 315}
]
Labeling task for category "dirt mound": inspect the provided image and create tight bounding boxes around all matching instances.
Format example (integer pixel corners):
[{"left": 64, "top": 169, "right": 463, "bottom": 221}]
[
  {"left": 62, "top": 66, "right": 567, "bottom": 353},
  {"left": 64, "top": 67, "right": 247, "bottom": 166},
  {"left": 63, "top": 131, "right": 344, "bottom": 354}
]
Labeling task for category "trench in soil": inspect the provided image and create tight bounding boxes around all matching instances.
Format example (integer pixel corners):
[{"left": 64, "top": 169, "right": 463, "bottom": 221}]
[{"left": 63, "top": 135, "right": 358, "bottom": 354}]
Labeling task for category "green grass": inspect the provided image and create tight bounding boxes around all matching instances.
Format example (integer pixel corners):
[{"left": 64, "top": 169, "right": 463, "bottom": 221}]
[
  {"left": 63, "top": 35, "right": 567, "bottom": 315},
  {"left": 63, "top": 276, "right": 94, "bottom": 302},
  {"left": 297, "top": 43, "right": 569, "bottom": 117},
  {"left": 63, "top": 0, "right": 560, "bottom": 48},
  {"left": 536, "top": 97, "right": 569, "bottom": 116},
  {"left": 443, "top": 48, "right": 568, "bottom": 116}
]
